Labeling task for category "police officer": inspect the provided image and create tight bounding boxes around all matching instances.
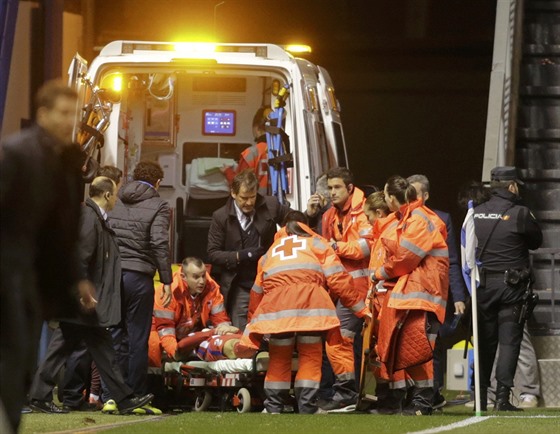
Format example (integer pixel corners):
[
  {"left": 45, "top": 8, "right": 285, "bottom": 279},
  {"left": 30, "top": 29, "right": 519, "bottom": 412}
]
[{"left": 473, "top": 166, "right": 542, "bottom": 411}]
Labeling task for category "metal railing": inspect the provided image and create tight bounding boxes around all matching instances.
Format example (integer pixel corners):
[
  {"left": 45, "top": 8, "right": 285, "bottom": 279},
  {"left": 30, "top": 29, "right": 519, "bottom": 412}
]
[{"left": 530, "top": 248, "right": 560, "bottom": 328}]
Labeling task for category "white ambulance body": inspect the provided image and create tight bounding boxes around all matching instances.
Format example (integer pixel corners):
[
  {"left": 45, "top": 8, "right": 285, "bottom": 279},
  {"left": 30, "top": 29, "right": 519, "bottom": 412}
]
[{"left": 70, "top": 41, "right": 348, "bottom": 261}]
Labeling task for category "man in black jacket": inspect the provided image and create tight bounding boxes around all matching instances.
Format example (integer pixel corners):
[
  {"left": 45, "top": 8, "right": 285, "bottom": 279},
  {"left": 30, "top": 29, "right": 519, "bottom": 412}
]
[
  {"left": 207, "top": 169, "right": 291, "bottom": 330},
  {"left": 1, "top": 81, "right": 85, "bottom": 431},
  {"left": 105, "top": 161, "right": 172, "bottom": 412},
  {"left": 28, "top": 177, "right": 153, "bottom": 414},
  {"left": 473, "top": 166, "right": 542, "bottom": 411}
]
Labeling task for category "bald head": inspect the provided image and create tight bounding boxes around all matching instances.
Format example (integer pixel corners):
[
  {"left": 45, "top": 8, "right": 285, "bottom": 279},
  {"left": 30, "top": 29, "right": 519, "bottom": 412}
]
[{"left": 89, "top": 176, "right": 117, "bottom": 212}]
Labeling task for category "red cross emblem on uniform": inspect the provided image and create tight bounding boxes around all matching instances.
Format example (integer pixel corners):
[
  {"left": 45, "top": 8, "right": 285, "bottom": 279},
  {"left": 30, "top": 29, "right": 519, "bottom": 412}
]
[{"left": 272, "top": 235, "right": 306, "bottom": 260}]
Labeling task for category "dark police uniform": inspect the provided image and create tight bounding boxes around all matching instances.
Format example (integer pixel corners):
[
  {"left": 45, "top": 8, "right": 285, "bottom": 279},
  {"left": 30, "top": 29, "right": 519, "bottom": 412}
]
[{"left": 473, "top": 168, "right": 542, "bottom": 411}]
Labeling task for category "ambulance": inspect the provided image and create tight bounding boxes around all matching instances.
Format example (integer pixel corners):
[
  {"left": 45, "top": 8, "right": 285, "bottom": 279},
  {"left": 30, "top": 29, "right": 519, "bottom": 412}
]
[{"left": 70, "top": 41, "right": 348, "bottom": 261}]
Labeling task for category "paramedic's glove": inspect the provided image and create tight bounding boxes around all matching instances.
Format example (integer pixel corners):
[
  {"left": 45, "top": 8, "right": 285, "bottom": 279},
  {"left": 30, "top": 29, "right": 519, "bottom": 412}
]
[
  {"left": 160, "top": 284, "right": 172, "bottom": 308},
  {"left": 215, "top": 324, "right": 240, "bottom": 335},
  {"left": 238, "top": 247, "right": 265, "bottom": 263}
]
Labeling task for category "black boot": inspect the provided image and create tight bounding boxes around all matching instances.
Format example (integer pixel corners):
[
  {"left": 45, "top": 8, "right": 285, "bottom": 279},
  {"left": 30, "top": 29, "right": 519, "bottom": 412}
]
[{"left": 494, "top": 384, "right": 522, "bottom": 412}]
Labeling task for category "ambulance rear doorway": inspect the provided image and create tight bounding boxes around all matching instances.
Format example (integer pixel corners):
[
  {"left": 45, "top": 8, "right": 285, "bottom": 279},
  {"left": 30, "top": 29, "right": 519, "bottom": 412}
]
[{"left": 102, "top": 68, "right": 294, "bottom": 262}]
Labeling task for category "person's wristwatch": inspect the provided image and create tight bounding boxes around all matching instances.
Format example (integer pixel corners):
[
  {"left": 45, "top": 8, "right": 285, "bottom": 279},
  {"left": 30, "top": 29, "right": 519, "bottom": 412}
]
[{"left": 331, "top": 241, "right": 338, "bottom": 251}]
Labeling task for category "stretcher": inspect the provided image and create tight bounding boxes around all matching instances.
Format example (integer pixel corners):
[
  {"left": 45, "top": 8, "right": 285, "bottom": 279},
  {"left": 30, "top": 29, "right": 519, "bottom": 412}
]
[
  {"left": 357, "top": 293, "right": 381, "bottom": 411},
  {"left": 163, "top": 352, "right": 298, "bottom": 413}
]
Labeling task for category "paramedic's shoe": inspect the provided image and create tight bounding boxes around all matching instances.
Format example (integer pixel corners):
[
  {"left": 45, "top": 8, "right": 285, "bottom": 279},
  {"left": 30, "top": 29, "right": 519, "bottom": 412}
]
[
  {"left": 432, "top": 392, "right": 447, "bottom": 410},
  {"left": 29, "top": 400, "right": 69, "bottom": 414},
  {"left": 132, "top": 404, "right": 163, "bottom": 415},
  {"left": 518, "top": 394, "right": 538, "bottom": 408},
  {"left": 320, "top": 399, "right": 357, "bottom": 413},
  {"left": 102, "top": 399, "right": 118, "bottom": 414},
  {"left": 118, "top": 394, "right": 154, "bottom": 415},
  {"left": 402, "top": 404, "right": 432, "bottom": 416}
]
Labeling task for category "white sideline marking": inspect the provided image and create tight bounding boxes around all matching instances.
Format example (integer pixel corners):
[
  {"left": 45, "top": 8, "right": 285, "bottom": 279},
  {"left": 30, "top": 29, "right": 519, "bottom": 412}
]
[
  {"left": 45, "top": 415, "right": 166, "bottom": 433},
  {"left": 406, "top": 415, "right": 560, "bottom": 434},
  {"left": 497, "top": 415, "right": 560, "bottom": 418},
  {"left": 406, "top": 416, "right": 490, "bottom": 434}
]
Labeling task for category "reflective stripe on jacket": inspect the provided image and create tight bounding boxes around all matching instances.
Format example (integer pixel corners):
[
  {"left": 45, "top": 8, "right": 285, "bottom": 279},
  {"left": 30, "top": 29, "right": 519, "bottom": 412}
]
[
  {"left": 242, "top": 225, "right": 369, "bottom": 350},
  {"left": 368, "top": 213, "right": 399, "bottom": 292},
  {"left": 372, "top": 200, "right": 449, "bottom": 323},
  {"left": 152, "top": 269, "right": 231, "bottom": 357},
  {"left": 321, "top": 187, "right": 373, "bottom": 299}
]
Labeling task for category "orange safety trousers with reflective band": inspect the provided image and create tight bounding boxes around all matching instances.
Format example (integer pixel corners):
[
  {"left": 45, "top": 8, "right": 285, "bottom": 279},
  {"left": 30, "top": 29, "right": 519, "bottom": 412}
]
[
  {"left": 325, "top": 333, "right": 355, "bottom": 380},
  {"left": 321, "top": 189, "right": 373, "bottom": 381},
  {"left": 265, "top": 334, "right": 323, "bottom": 413}
]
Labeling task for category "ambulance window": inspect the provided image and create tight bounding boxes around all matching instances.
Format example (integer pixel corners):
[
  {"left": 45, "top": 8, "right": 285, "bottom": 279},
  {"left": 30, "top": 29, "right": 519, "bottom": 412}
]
[
  {"left": 332, "top": 122, "right": 347, "bottom": 168},
  {"left": 317, "top": 123, "right": 330, "bottom": 171}
]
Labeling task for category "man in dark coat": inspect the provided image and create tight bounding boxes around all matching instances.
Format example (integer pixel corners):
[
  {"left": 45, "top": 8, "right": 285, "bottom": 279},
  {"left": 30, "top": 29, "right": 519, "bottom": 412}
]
[
  {"left": 207, "top": 169, "right": 291, "bottom": 330},
  {"left": 0, "top": 81, "right": 85, "bottom": 432},
  {"left": 105, "top": 161, "right": 172, "bottom": 411},
  {"left": 28, "top": 177, "right": 154, "bottom": 415}
]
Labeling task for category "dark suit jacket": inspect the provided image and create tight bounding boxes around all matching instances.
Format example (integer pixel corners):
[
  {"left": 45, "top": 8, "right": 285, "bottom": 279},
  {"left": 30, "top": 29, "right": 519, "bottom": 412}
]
[
  {"left": 207, "top": 194, "right": 291, "bottom": 302},
  {"left": 74, "top": 198, "right": 122, "bottom": 327}
]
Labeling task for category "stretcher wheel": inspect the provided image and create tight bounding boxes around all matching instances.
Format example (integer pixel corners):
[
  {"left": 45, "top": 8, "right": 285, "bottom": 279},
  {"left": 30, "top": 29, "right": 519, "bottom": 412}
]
[
  {"left": 194, "top": 390, "right": 212, "bottom": 412},
  {"left": 236, "top": 387, "right": 251, "bottom": 413}
]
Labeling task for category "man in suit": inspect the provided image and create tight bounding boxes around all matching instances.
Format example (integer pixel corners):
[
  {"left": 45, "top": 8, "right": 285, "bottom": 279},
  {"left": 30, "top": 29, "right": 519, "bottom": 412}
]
[
  {"left": 28, "top": 177, "right": 154, "bottom": 415},
  {"left": 207, "top": 169, "right": 291, "bottom": 330}
]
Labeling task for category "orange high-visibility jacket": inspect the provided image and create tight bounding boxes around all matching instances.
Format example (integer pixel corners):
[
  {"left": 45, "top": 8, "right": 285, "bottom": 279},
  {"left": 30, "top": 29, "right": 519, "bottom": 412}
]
[
  {"left": 321, "top": 187, "right": 373, "bottom": 299},
  {"left": 242, "top": 224, "right": 369, "bottom": 349},
  {"left": 368, "top": 213, "right": 399, "bottom": 292},
  {"left": 371, "top": 200, "right": 449, "bottom": 323},
  {"left": 223, "top": 141, "right": 268, "bottom": 195},
  {"left": 152, "top": 270, "right": 231, "bottom": 358}
]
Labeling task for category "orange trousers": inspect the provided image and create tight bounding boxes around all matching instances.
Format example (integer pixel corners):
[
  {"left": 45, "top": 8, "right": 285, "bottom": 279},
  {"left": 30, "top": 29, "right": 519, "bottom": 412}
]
[{"left": 264, "top": 333, "right": 323, "bottom": 414}]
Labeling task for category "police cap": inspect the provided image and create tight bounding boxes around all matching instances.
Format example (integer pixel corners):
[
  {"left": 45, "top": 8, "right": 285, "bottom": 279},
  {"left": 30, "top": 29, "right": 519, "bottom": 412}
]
[{"left": 490, "top": 166, "right": 524, "bottom": 185}]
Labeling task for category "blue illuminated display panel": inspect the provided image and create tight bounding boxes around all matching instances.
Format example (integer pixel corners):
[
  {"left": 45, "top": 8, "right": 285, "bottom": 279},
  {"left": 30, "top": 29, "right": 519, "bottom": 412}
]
[{"left": 202, "top": 110, "right": 236, "bottom": 136}]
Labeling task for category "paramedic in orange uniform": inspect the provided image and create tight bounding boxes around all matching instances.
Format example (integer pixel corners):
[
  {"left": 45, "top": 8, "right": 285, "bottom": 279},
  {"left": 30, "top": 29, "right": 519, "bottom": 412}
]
[
  {"left": 371, "top": 176, "right": 449, "bottom": 415},
  {"left": 241, "top": 211, "right": 371, "bottom": 414},
  {"left": 148, "top": 257, "right": 240, "bottom": 369},
  {"left": 306, "top": 167, "right": 373, "bottom": 411},
  {"left": 362, "top": 191, "right": 397, "bottom": 412},
  {"left": 222, "top": 107, "right": 270, "bottom": 196}
]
